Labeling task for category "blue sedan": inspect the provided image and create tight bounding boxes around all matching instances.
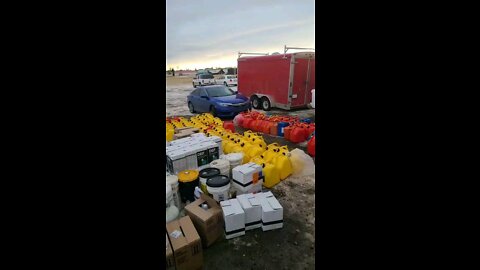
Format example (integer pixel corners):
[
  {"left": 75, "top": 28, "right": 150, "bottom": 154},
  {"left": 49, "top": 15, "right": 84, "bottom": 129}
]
[{"left": 187, "top": 85, "right": 251, "bottom": 118}]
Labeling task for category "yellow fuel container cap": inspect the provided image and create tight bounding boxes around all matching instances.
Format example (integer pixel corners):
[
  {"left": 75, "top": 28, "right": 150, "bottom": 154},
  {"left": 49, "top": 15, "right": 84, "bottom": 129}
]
[{"left": 178, "top": 170, "right": 199, "bottom": 182}]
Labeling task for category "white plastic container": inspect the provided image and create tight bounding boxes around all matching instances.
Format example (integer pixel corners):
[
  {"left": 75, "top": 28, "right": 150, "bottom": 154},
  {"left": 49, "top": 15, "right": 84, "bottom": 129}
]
[
  {"left": 206, "top": 175, "right": 231, "bottom": 202},
  {"left": 166, "top": 185, "right": 179, "bottom": 223},
  {"left": 166, "top": 184, "right": 173, "bottom": 207},
  {"left": 199, "top": 168, "right": 220, "bottom": 194},
  {"left": 311, "top": 89, "right": 315, "bottom": 109},
  {"left": 209, "top": 159, "right": 230, "bottom": 177},
  {"left": 223, "top": 153, "right": 244, "bottom": 177},
  {"left": 166, "top": 175, "right": 181, "bottom": 210}
]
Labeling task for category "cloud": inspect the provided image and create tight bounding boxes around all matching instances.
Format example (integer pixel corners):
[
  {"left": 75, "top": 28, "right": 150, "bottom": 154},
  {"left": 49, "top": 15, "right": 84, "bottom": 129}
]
[{"left": 166, "top": 0, "right": 315, "bottom": 69}]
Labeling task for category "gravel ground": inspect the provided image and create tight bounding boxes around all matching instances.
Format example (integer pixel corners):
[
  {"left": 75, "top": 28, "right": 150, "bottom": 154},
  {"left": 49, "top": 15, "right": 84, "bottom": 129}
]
[{"left": 167, "top": 76, "right": 316, "bottom": 269}]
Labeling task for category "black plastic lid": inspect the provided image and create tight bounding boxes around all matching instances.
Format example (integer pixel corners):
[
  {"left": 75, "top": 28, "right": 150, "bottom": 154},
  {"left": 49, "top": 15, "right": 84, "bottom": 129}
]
[
  {"left": 206, "top": 175, "right": 230, "bottom": 187},
  {"left": 199, "top": 168, "right": 220, "bottom": 178}
]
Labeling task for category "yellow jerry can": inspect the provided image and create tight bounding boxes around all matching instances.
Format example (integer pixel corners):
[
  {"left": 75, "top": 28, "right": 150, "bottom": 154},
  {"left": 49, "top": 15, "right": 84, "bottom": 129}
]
[
  {"left": 262, "top": 162, "right": 281, "bottom": 188},
  {"left": 272, "top": 150, "right": 293, "bottom": 180},
  {"left": 223, "top": 137, "right": 237, "bottom": 154},
  {"left": 247, "top": 144, "right": 265, "bottom": 160},
  {"left": 239, "top": 140, "right": 254, "bottom": 163},
  {"left": 166, "top": 128, "right": 174, "bottom": 142},
  {"left": 250, "top": 156, "right": 265, "bottom": 165}
]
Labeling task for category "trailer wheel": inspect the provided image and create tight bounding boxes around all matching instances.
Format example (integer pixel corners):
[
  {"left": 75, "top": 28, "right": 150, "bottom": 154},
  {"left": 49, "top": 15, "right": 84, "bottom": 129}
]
[
  {"left": 251, "top": 96, "right": 261, "bottom": 109},
  {"left": 261, "top": 97, "right": 271, "bottom": 111}
]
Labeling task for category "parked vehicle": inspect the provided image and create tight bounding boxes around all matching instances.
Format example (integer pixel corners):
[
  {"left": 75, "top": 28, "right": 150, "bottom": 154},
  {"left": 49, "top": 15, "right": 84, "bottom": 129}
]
[
  {"left": 193, "top": 74, "right": 215, "bottom": 87},
  {"left": 187, "top": 85, "right": 251, "bottom": 118},
  {"left": 215, "top": 75, "right": 237, "bottom": 86},
  {"left": 237, "top": 52, "right": 315, "bottom": 110}
]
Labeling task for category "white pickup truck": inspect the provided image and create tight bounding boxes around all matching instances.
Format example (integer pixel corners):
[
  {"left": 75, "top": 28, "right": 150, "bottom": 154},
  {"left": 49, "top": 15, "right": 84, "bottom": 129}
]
[{"left": 193, "top": 74, "right": 215, "bottom": 88}]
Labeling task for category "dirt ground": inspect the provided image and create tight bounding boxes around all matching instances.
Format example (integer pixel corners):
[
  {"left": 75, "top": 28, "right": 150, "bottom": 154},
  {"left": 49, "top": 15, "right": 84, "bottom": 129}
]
[{"left": 166, "top": 76, "right": 316, "bottom": 270}]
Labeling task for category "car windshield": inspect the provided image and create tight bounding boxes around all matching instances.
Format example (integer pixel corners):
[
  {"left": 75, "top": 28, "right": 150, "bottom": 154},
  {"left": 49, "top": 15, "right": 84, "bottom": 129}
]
[
  {"left": 200, "top": 74, "right": 214, "bottom": 79},
  {"left": 206, "top": 86, "right": 235, "bottom": 97}
]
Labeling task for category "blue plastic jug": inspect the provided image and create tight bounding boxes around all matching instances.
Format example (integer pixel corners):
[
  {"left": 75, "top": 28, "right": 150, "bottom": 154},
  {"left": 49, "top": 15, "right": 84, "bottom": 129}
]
[
  {"left": 277, "top": 122, "right": 290, "bottom": 137},
  {"left": 301, "top": 118, "right": 311, "bottom": 124}
]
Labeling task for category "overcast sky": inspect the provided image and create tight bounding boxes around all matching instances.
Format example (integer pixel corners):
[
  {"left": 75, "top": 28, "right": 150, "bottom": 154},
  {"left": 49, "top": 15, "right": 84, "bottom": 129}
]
[{"left": 166, "top": 0, "right": 315, "bottom": 70}]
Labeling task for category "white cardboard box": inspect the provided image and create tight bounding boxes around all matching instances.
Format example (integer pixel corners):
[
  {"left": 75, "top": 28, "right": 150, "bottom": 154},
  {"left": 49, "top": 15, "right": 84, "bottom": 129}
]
[
  {"left": 232, "top": 179, "right": 263, "bottom": 195},
  {"left": 259, "top": 191, "right": 283, "bottom": 231},
  {"left": 220, "top": 199, "right": 245, "bottom": 239},
  {"left": 166, "top": 149, "right": 187, "bottom": 174},
  {"left": 207, "top": 136, "right": 223, "bottom": 155},
  {"left": 232, "top": 162, "right": 264, "bottom": 195},
  {"left": 232, "top": 162, "right": 263, "bottom": 185},
  {"left": 236, "top": 193, "right": 262, "bottom": 230}
]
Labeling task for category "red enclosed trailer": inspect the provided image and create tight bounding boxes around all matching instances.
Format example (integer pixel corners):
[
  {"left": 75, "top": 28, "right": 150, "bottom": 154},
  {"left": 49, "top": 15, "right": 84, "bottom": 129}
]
[{"left": 237, "top": 51, "right": 315, "bottom": 111}]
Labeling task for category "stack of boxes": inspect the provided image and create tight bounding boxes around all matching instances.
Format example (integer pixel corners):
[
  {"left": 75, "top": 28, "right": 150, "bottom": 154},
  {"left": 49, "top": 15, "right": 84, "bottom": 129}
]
[
  {"left": 166, "top": 135, "right": 222, "bottom": 174},
  {"left": 219, "top": 191, "right": 283, "bottom": 239}
]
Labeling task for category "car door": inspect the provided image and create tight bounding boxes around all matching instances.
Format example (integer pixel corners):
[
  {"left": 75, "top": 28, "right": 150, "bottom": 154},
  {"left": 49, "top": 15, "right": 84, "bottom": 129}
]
[
  {"left": 217, "top": 75, "right": 224, "bottom": 85},
  {"left": 189, "top": 88, "right": 199, "bottom": 109},
  {"left": 198, "top": 88, "right": 210, "bottom": 112}
]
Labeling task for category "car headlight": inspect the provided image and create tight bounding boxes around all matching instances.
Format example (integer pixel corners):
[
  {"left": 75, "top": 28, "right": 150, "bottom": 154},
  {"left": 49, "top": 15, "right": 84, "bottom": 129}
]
[{"left": 218, "top": 103, "right": 230, "bottom": 107}]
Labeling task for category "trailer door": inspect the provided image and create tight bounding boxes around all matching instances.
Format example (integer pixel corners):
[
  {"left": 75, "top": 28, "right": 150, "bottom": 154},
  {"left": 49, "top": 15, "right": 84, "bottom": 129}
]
[{"left": 290, "top": 58, "right": 310, "bottom": 107}]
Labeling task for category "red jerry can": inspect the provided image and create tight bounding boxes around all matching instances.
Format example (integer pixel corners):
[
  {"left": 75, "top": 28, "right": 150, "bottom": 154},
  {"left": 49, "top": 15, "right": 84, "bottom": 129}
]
[
  {"left": 223, "top": 121, "right": 235, "bottom": 133},
  {"left": 283, "top": 125, "right": 295, "bottom": 141},
  {"left": 290, "top": 124, "right": 308, "bottom": 143},
  {"left": 307, "top": 135, "right": 315, "bottom": 157},
  {"left": 270, "top": 122, "right": 278, "bottom": 136},
  {"left": 252, "top": 119, "right": 262, "bottom": 131},
  {"left": 243, "top": 117, "right": 253, "bottom": 129},
  {"left": 261, "top": 121, "right": 273, "bottom": 134},
  {"left": 307, "top": 124, "right": 315, "bottom": 138},
  {"left": 235, "top": 113, "right": 245, "bottom": 127}
]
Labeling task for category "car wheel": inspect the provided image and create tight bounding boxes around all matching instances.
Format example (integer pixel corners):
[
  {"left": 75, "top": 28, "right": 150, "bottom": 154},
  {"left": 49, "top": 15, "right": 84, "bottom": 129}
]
[
  {"left": 251, "top": 96, "right": 260, "bottom": 109},
  {"left": 261, "top": 97, "right": 271, "bottom": 111},
  {"left": 224, "top": 82, "right": 228, "bottom": 86},
  {"left": 193, "top": 82, "right": 196, "bottom": 88},
  {"left": 210, "top": 106, "right": 216, "bottom": 117},
  {"left": 188, "top": 102, "right": 195, "bottom": 113}
]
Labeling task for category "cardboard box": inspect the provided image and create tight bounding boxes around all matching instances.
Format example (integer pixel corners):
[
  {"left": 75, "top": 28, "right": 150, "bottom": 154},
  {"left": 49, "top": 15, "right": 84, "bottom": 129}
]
[
  {"left": 166, "top": 150, "right": 187, "bottom": 174},
  {"left": 195, "top": 144, "right": 209, "bottom": 167},
  {"left": 184, "top": 193, "right": 224, "bottom": 248},
  {"left": 232, "top": 163, "right": 264, "bottom": 195},
  {"left": 236, "top": 193, "right": 262, "bottom": 230},
  {"left": 204, "top": 141, "right": 219, "bottom": 163},
  {"left": 175, "top": 127, "right": 199, "bottom": 134},
  {"left": 174, "top": 131, "right": 193, "bottom": 140},
  {"left": 259, "top": 191, "right": 283, "bottom": 231},
  {"left": 166, "top": 233, "right": 175, "bottom": 270},
  {"left": 166, "top": 216, "right": 203, "bottom": 270},
  {"left": 207, "top": 136, "right": 223, "bottom": 155},
  {"left": 220, "top": 199, "right": 245, "bottom": 239},
  {"left": 178, "top": 148, "right": 198, "bottom": 170}
]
